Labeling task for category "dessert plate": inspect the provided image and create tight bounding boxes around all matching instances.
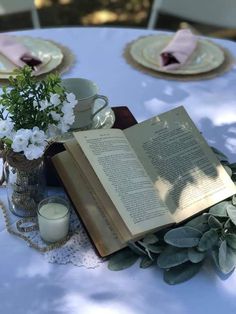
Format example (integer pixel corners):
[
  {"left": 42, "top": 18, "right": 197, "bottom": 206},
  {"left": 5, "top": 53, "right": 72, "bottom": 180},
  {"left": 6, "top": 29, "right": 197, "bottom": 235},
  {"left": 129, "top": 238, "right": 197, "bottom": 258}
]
[
  {"left": 0, "top": 36, "right": 63, "bottom": 78},
  {"left": 130, "top": 35, "right": 225, "bottom": 75}
]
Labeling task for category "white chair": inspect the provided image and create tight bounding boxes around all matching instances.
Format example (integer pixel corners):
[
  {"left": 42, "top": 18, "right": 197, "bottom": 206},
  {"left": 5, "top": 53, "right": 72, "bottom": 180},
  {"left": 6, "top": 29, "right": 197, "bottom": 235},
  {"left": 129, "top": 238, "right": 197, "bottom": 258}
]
[
  {"left": 148, "top": 0, "right": 236, "bottom": 31},
  {"left": 0, "top": 0, "right": 40, "bottom": 29}
]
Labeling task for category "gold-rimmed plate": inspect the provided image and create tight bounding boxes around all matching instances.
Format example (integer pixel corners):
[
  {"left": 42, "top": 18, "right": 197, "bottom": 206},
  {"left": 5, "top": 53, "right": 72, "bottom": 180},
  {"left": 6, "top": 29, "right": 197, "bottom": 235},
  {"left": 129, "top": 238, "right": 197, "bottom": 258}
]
[
  {"left": 0, "top": 36, "right": 63, "bottom": 78},
  {"left": 130, "top": 35, "right": 225, "bottom": 75}
]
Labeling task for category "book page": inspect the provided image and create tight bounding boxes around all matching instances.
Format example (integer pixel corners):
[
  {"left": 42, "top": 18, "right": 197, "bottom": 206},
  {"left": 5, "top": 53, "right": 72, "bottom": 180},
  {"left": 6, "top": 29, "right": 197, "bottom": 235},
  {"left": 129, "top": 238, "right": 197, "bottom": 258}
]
[
  {"left": 124, "top": 106, "right": 236, "bottom": 223},
  {"left": 73, "top": 129, "right": 174, "bottom": 236},
  {"left": 52, "top": 151, "right": 126, "bottom": 256}
]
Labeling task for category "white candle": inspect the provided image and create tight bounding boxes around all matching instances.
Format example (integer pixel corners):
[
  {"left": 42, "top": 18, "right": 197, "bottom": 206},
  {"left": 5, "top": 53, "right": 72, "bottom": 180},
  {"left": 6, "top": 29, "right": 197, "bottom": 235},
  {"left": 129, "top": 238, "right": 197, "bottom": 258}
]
[{"left": 37, "top": 198, "right": 70, "bottom": 243}]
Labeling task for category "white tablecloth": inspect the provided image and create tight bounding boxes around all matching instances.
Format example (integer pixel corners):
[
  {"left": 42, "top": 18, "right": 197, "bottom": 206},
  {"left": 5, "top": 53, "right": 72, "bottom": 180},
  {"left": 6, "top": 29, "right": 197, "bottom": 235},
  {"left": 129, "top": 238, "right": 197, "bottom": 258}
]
[{"left": 1, "top": 27, "right": 236, "bottom": 314}]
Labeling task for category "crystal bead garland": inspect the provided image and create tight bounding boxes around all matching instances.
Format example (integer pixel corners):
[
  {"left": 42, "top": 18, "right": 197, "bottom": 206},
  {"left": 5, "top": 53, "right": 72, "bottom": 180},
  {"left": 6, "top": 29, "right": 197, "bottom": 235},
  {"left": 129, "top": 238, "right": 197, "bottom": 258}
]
[{"left": 4, "top": 151, "right": 46, "bottom": 217}]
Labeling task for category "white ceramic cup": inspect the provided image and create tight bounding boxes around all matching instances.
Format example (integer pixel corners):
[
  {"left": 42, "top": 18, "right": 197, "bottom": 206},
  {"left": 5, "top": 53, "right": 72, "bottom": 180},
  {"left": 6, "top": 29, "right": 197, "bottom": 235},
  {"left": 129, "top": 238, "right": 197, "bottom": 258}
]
[{"left": 62, "top": 78, "right": 109, "bottom": 130}]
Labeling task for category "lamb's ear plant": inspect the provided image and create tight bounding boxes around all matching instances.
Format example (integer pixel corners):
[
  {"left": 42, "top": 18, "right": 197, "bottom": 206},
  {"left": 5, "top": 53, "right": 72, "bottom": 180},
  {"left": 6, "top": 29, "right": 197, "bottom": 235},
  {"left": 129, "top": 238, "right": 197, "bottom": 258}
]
[{"left": 108, "top": 148, "right": 236, "bottom": 285}]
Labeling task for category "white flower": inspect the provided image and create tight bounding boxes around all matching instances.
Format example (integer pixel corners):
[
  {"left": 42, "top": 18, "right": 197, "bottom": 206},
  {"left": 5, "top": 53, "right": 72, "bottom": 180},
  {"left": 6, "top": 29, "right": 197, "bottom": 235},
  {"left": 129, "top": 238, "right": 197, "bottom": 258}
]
[
  {"left": 39, "top": 99, "right": 50, "bottom": 111},
  {"left": 57, "top": 121, "right": 70, "bottom": 133},
  {"left": 46, "top": 124, "right": 61, "bottom": 138},
  {"left": 66, "top": 92, "right": 77, "bottom": 105},
  {"left": 30, "top": 127, "right": 47, "bottom": 145},
  {"left": 24, "top": 144, "right": 45, "bottom": 160},
  {"left": 50, "top": 93, "right": 61, "bottom": 106},
  {"left": 50, "top": 111, "right": 61, "bottom": 122},
  {"left": 62, "top": 112, "right": 75, "bottom": 125},
  {"left": 0, "top": 119, "right": 14, "bottom": 138},
  {"left": 12, "top": 130, "right": 31, "bottom": 153},
  {"left": 33, "top": 100, "right": 38, "bottom": 108}
]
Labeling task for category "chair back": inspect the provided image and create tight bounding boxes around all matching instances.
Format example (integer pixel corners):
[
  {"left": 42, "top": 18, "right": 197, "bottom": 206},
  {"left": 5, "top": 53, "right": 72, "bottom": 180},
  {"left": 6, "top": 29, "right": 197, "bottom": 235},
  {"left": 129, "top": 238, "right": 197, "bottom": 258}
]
[
  {"left": 0, "top": 0, "right": 40, "bottom": 28},
  {"left": 148, "top": 0, "right": 236, "bottom": 29}
]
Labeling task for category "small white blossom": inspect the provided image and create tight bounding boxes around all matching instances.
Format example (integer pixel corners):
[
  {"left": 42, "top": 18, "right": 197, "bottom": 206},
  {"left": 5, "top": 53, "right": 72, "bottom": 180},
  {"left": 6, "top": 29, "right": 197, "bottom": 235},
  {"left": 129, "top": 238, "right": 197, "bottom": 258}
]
[
  {"left": 11, "top": 129, "right": 32, "bottom": 152},
  {"left": 0, "top": 119, "right": 14, "bottom": 138},
  {"left": 50, "top": 93, "right": 61, "bottom": 106},
  {"left": 50, "top": 111, "right": 61, "bottom": 122},
  {"left": 62, "top": 112, "right": 75, "bottom": 125},
  {"left": 57, "top": 120, "right": 70, "bottom": 133},
  {"left": 33, "top": 100, "right": 38, "bottom": 108},
  {"left": 24, "top": 144, "right": 45, "bottom": 160},
  {"left": 39, "top": 99, "right": 50, "bottom": 111},
  {"left": 46, "top": 124, "right": 61, "bottom": 138},
  {"left": 66, "top": 92, "right": 77, "bottom": 105},
  {"left": 30, "top": 127, "right": 47, "bottom": 146}
]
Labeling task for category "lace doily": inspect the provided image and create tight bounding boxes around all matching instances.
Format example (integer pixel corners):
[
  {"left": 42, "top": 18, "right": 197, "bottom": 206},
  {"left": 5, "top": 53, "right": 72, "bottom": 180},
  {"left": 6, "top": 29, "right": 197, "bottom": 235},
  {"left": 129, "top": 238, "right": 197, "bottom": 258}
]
[{"left": 1, "top": 195, "right": 104, "bottom": 269}]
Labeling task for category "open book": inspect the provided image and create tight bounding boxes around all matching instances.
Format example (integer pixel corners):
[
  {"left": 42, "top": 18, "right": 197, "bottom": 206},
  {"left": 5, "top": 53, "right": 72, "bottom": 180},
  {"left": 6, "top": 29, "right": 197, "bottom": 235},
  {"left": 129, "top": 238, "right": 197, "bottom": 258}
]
[{"left": 52, "top": 106, "right": 236, "bottom": 256}]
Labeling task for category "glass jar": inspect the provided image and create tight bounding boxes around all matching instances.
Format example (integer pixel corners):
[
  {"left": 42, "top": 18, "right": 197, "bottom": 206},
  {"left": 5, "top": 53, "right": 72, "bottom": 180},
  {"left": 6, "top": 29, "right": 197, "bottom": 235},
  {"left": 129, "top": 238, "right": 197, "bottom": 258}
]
[{"left": 4, "top": 156, "right": 46, "bottom": 217}]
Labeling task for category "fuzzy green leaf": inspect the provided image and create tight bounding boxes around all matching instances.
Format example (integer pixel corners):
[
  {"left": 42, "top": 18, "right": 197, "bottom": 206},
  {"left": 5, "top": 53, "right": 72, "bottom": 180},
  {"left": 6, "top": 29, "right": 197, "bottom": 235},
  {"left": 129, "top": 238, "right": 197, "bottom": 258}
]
[
  {"left": 219, "top": 240, "right": 236, "bottom": 274},
  {"left": 226, "top": 234, "right": 236, "bottom": 250},
  {"left": 227, "top": 204, "right": 236, "bottom": 226},
  {"left": 128, "top": 242, "right": 147, "bottom": 257},
  {"left": 164, "top": 227, "right": 202, "bottom": 248},
  {"left": 229, "top": 163, "right": 236, "bottom": 172},
  {"left": 157, "top": 246, "right": 189, "bottom": 268},
  {"left": 164, "top": 262, "right": 202, "bottom": 285},
  {"left": 211, "top": 248, "right": 220, "bottom": 269},
  {"left": 108, "top": 248, "right": 138, "bottom": 271},
  {"left": 209, "top": 201, "right": 229, "bottom": 217},
  {"left": 232, "top": 195, "right": 236, "bottom": 206},
  {"left": 188, "top": 248, "right": 206, "bottom": 263},
  {"left": 223, "top": 165, "right": 233, "bottom": 177},
  {"left": 198, "top": 229, "right": 219, "bottom": 252},
  {"left": 208, "top": 215, "right": 222, "bottom": 229},
  {"left": 142, "top": 234, "right": 159, "bottom": 244},
  {"left": 140, "top": 256, "right": 156, "bottom": 269},
  {"left": 146, "top": 244, "right": 165, "bottom": 254},
  {"left": 185, "top": 214, "right": 209, "bottom": 233}
]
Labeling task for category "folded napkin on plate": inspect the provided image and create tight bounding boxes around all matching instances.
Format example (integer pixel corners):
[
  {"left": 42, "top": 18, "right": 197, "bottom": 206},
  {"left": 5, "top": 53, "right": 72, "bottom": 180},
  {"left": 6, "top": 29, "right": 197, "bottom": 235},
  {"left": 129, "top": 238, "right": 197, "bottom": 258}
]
[
  {"left": 160, "top": 29, "right": 197, "bottom": 70},
  {"left": 0, "top": 34, "right": 42, "bottom": 69}
]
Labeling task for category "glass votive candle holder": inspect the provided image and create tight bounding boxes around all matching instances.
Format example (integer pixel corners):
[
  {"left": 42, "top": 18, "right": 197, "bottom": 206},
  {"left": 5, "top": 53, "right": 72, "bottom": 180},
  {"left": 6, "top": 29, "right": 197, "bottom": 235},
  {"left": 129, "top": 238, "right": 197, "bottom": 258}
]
[{"left": 37, "top": 196, "right": 70, "bottom": 243}]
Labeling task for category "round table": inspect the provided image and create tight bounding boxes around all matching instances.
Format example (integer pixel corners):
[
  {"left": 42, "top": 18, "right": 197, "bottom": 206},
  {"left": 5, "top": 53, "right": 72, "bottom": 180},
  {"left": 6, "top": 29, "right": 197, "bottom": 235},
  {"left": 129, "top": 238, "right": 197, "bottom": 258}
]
[{"left": 1, "top": 27, "right": 236, "bottom": 314}]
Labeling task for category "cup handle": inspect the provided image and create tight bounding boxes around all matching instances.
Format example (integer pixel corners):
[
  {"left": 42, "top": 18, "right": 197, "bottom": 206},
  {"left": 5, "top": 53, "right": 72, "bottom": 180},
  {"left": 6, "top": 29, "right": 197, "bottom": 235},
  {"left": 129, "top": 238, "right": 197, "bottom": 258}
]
[{"left": 91, "top": 95, "right": 109, "bottom": 119}]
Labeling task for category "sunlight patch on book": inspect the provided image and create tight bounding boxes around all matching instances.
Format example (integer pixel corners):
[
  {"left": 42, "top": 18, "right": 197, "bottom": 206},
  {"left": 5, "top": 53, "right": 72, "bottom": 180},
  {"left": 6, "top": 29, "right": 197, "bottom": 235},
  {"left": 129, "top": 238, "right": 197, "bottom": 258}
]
[{"left": 53, "top": 106, "right": 236, "bottom": 257}]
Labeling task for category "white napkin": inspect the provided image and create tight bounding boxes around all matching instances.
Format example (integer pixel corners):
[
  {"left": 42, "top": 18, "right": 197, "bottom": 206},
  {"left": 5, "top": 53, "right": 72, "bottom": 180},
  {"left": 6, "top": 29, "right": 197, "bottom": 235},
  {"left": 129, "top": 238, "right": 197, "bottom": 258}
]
[
  {"left": 160, "top": 29, "right": 197, "bottom": 70},
  {"left": 0, "top": 34, "right": 42, "bottom": 69}
]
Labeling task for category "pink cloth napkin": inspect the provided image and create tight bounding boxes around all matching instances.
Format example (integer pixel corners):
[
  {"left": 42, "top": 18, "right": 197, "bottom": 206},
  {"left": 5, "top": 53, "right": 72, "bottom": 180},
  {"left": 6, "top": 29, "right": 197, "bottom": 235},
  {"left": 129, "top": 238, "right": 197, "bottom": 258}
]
[
  {"left": 160, "top": 29, "right": 197, "bottom": 70},
  {"left": 0, "top": 34, "right": 42, "bottom": 69}
]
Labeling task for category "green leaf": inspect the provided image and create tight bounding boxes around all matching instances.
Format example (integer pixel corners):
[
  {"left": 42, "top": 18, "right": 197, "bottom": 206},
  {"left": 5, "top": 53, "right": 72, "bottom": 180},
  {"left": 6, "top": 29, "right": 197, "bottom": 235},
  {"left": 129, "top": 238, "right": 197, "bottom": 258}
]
[
  {"left": 185, "top": 214, "right": 209, "bottom": 233},
  {"left": 108, "top": 248, "right": 139, "bottom": 271},
  {"left": 157, "top": 246, "right": 189, "bottom": 268},
  {"left": 226, "top": 234, "right": 236, "bottom": 249},
  {"left": 142, "top": 234, "right": 159, "bottom": 244},
  {"left": 146, "top": 243, "right": 165, "bottom": 254},
  {"left": 209, "top": 201, "right": 229, "bottom": 217},
  {"left": 188, "top": 248, "right": 206, "bottom": 263},
  {"left": 232, "top": 195, "right": 236, "bottom": 206},
  {"left": 128, "top": 242, "right": 147, "bottom": 257},
  {"left": 227, "top": 204, "right": 236, "bottom": 226},
  {"left": 219, "top": 240, "right": 236, "bottom": 274},
  {"left": 229, "top": 163, "right": 236, "bottom": 173},
  {"left": 223, "top": 165, "right": 233, "bottom": 177},
  {"left": 164, "top": 262, "right": 202, "bottom": 285},
  {"left": 198, "top": 229, "right": 219, "bottom": 251},
  {"left": 140, "top": 256, "right": 156, "bottom": 269},
  {"left": 208, "top": 215, "right": 222, "bottom": 229},
  {"left": 211, "top": 248, "right": 220, "bottom": 269},
  {"left": 164, "top": 227, "right": 202, "bottom": 248},
  {"left": 224, "top": 218, "right": 232, "bottom": 230}
]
